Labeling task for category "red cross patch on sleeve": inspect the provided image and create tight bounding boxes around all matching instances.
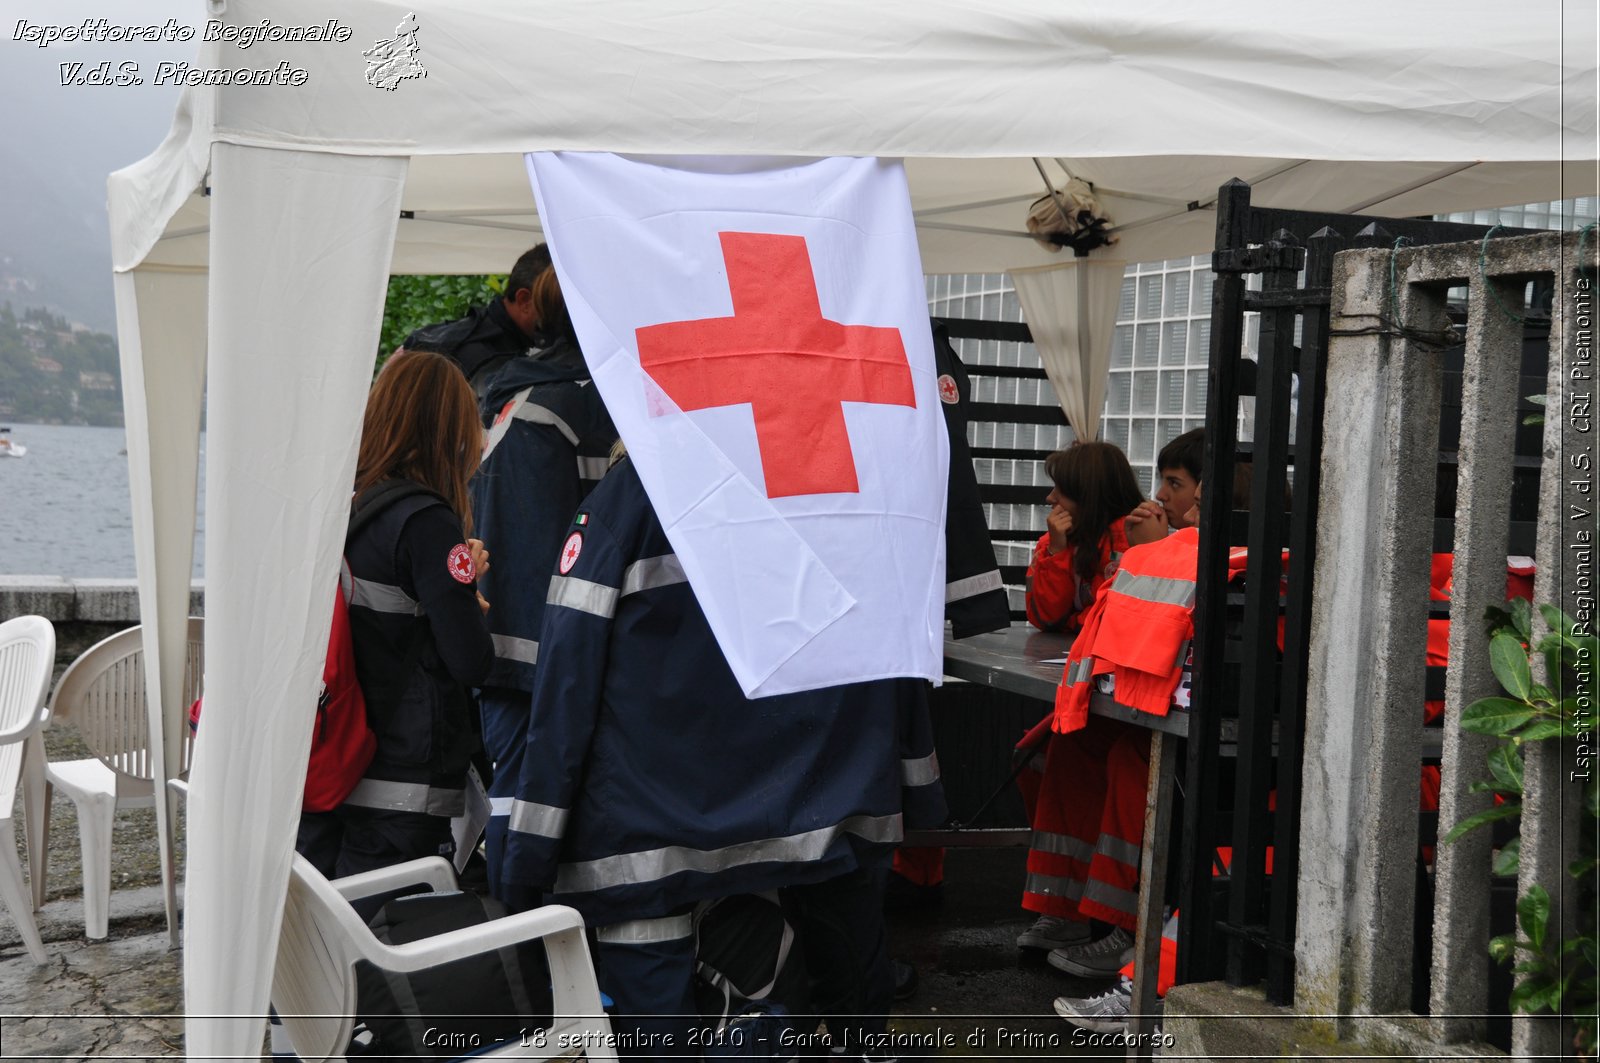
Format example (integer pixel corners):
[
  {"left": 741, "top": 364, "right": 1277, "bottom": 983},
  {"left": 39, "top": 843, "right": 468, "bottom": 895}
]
[
  {"left": 447, "top": 543, "right": 476, "bottom": 584},
  {"left": 559, "top": 531, "right": 584, "bottom": 574}
]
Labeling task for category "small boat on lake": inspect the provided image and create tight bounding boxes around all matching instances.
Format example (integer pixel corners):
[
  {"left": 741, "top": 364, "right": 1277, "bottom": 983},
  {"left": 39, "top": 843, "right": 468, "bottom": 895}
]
[{"left": 0, "top": 429, "right": 26, "bottom": 458}]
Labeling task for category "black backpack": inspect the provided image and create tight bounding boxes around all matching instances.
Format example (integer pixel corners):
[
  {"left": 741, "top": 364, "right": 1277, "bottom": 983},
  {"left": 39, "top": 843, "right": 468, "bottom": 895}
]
[
  {"left": 693, "top": 893, "right": 810, "bottom": 1060},
  {"left": 354, "top": 890, "right": 553, "bottom": 1059}
]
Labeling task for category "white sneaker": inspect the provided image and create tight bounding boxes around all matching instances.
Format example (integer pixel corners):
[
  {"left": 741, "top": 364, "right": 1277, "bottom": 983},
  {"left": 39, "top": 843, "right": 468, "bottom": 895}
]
[
  {"left": 1046, "top": 925, "right": 1135, "bottom": 977},
  {"left": 1053, "top": 976, "right": 1149, "bottom": 1034},
  {"left": 1017, "top": 914, "right": 1093, "bottom": 951}
]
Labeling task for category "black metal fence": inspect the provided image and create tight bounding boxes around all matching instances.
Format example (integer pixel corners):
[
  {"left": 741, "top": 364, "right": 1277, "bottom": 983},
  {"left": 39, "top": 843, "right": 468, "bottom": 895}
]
[{"left": 1177, "top": 178, "right": 1544, "bottom": 1005}]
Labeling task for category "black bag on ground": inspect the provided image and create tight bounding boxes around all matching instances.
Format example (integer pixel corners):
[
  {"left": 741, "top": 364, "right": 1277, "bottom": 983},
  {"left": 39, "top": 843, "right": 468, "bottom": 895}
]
[
  {"left": 694, "top": 893, "right": 810, "bottom": 1060},
  {"left": 355, "top": 890, "right": 553, "bottom": 1058}
]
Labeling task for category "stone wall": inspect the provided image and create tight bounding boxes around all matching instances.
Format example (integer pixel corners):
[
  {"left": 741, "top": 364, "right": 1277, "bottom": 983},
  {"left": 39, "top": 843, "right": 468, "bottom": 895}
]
[{"left": 0, "top": 576, "right": 204, "bottom": 683}]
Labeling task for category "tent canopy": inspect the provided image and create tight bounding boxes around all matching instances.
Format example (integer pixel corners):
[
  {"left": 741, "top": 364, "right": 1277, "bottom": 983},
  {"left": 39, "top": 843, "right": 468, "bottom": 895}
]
[
  {"left": 118, "top": 0, "right": 1593, "bottom": 274},
  {"left": 104, "top": 2, "right": 1596, "bottom": 1059}
]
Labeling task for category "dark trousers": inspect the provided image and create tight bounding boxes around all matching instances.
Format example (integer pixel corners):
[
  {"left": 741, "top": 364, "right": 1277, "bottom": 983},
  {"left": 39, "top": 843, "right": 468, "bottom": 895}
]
[
  {"left": 593, "top": 922, "right": 703, "bottom": 1061},
  {"left": 592, "top": 868, "right": 892, "bottom": 1061},
  {"left": 478, "top": 687, "right": 529, "bottom": 895},
  {"left": 788, "top": 868, "right": 894, "bottom": 1057}
]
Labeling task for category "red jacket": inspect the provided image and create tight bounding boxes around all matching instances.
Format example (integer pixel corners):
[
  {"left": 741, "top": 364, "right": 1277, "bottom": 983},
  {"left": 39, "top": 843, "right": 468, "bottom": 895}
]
[{"left": 1025, "top": 518, "right": 1131, "bottom": 632}]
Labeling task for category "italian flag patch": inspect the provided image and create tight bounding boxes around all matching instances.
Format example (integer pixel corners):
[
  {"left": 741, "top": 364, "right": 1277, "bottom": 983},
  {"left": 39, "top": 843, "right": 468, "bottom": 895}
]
[{"left": 574, "top": 512, "right": 589, "bottom": 526}]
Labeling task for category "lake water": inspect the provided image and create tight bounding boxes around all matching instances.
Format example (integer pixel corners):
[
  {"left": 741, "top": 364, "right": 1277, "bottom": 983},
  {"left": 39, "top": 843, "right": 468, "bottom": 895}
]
[{"left": 0, "top": 423, "right": 206, "bottom": 579}]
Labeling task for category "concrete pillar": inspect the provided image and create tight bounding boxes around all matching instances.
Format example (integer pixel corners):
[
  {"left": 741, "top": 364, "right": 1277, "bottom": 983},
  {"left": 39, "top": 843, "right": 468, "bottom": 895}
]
[
  {"left": 1296, "top": 247, "right": 1444, "bottom": 1031},
  {"left": 1430, "top": 274, "right": 1525, "bottom": 1042}
]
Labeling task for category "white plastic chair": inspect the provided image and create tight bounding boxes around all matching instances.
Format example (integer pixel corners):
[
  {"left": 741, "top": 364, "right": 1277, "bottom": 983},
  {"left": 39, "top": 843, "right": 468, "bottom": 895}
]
[
  {"left": 0, "top": 615, "right": 55, "bottom": 964},
  {"left": 25, "top": 619, "right": 203, "bottom": 939},
  {"left": 274, "top": 854, "right": 618, "bottom": 1062}
]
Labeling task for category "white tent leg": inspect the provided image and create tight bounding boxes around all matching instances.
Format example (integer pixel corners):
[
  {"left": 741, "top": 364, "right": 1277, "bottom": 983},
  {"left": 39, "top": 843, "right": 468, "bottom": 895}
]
[
  {"left": 112, "top": 267, "right": 206, "bottom": 949},
  {"left": 183, "top": 144, "right": 406, "bottom": 1063}
]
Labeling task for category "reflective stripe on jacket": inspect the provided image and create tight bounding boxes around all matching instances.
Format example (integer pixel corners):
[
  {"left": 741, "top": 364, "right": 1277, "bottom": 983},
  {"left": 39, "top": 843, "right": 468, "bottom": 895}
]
[{"left": 1053, "top": 526, "right": 1198, "bottom": 732}]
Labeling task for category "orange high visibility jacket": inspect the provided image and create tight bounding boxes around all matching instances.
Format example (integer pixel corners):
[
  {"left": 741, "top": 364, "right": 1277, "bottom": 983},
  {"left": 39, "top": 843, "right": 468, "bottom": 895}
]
[
  {"left": 1025, "top": 519, "right": 1132, "bottom": 633},
  {"left": 1054, "top": 527, "right": 1199, "bottom": 732}
]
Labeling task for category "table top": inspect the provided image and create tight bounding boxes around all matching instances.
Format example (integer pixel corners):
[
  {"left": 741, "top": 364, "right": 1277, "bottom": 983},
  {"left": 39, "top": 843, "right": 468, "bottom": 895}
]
[{"left": 942, "top": 622, "right": 1192, "bottom": 738}]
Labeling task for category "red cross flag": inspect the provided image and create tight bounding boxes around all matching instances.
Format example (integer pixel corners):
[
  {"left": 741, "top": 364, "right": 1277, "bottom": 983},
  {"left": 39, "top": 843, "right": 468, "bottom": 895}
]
[{"left": 527, "top": 153, "right": 948, "bottom": 697}]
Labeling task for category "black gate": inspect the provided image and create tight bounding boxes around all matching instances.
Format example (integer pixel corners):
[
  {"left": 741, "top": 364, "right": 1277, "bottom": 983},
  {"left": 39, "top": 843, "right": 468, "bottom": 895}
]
[{"left": 1176, "top": 178, "right": 1545, "bottom": 1004}]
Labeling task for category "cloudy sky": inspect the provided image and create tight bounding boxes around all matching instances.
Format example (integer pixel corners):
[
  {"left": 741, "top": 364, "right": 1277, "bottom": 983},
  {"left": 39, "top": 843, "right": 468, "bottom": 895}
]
[{"left": 1, "top": 0, "right": 200, "bottom": 329}]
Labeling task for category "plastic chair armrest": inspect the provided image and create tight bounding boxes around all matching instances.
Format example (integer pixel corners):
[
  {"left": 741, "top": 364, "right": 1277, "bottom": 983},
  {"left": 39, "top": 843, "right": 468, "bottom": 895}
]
[
  {"left": 377, "top": 904, "right": 587, "bottom": 974},
  {"left": 0, "top": 702, "right": 51, "bottom": 743},
  {"left": 331, "top": 856, "right": 458, "bottom": 901}
]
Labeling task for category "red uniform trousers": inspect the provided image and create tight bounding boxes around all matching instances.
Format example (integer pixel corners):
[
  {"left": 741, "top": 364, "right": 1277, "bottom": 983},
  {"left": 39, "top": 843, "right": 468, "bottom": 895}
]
[{"left": 1021, "top": 716, "right": 1150, "bottom": 930}]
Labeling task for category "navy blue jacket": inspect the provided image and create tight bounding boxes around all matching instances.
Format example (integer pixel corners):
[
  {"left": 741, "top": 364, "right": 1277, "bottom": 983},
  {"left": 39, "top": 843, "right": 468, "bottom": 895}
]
[
  {"left": 500, "top": 458, "right": 944, "bottom": 926},
  {"left": 403, "top": 298, "right": 538, "bottom": 420},
  {"left": 470, "top": 342, "right": 617, "bottom": 693},
  {"left": 932, "top": 321, "right": 1012, "bottom": 637}
]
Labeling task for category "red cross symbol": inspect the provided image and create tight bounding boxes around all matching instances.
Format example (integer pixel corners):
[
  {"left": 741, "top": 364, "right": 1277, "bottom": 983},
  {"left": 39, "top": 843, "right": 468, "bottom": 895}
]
[
  {"left": 559, "top": 531, "right": 583, "bottom": 574},
  {"left": 635, "top": 231, "right": 916, "bottom": 498}
]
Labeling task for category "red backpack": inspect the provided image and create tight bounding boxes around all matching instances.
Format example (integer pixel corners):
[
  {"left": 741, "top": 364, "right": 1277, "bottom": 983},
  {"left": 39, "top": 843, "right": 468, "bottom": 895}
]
[{"left": 190, "top": 481, "right": 432, "bottom": 812}]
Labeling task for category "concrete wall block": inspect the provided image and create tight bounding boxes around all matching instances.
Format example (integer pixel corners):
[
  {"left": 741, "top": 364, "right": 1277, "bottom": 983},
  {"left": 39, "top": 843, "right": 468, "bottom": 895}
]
[
  {"left": 1167, "top": 981, "right": 1505, "bottom": 1061},
  {"left": 0, "top": 576, "right": 77, "bottom": 622},
  {"left": 72, "top": 579, "right": 143, "bottom": 622}
]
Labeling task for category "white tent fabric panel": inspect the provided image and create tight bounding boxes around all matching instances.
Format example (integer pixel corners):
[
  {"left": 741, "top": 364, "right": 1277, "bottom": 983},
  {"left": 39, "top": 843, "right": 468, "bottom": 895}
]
[
  {"left": 203, "top": 0, "right": 1575, "bottom": 159},
  {"left": 181, "top": 145, "right": 406, "bottom": 1062},
  {"left": 1011, "top": 259, "right": 1129, "bottom": 443},
  {"left": 110, "top": 267, "right": 207, "bottom": 946}
]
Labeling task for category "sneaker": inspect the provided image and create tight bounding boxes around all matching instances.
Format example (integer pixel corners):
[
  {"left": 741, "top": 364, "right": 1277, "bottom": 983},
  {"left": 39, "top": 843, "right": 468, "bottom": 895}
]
[
  {"left": 1046, "top": 925, "right": 1135, "bottom": 977},
  {"left": 1017, "top": 914, "right": 1093, "bottom": 951},
  {"left": 1052, "top": 977, "right": 1135, "bottom": 1033}
]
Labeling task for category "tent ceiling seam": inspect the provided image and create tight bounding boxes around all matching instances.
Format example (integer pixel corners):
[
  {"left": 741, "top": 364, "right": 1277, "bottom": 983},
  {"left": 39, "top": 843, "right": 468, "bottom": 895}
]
[{"left": 1338, "top": 162, "right": 1481, "bottom": 214}]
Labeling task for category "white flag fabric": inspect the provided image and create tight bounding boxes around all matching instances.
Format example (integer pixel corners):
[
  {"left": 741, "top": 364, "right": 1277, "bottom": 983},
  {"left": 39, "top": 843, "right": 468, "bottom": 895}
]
[{"left": 527, "top": 153, "right": 948, "bottom": 697}]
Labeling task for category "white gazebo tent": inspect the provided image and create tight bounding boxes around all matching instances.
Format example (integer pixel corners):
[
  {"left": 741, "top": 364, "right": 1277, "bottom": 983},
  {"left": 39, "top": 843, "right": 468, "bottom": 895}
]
[{"left": 104, "top": 2, "right": 1595, "bottom": 1057}]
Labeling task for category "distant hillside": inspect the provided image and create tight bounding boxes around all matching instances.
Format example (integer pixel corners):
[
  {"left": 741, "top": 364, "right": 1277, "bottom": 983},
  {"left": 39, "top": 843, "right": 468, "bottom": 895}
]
[
  {"left": 0, "top": 35, "right": 195, "bottom": 333},
  {"left": 0, "top": 305, "right": 122, "bottom": 426}
]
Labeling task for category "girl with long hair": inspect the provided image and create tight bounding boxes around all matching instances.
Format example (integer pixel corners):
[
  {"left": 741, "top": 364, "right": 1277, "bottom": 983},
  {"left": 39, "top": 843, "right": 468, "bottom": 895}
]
[
  {"left": 297, "top": 349, "right": 495, "bottom": 886},
  {"left": 1025, "top": 441, "right": 1147, "bottom": 632}
]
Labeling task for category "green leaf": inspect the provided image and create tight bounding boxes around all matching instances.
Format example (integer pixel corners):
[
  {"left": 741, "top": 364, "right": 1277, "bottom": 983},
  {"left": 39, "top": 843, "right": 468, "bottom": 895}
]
[
  {"left": 1518, "top": 885, "right": 1551, "bottom": 951},
  {"left": 1461, "top": 697, "right": 1538, "bottom": 736},
  {"left": 1508, "top": 597, "right": 1534, "bottom": 641},
  {"left": 1489, "top": 932, "right": 1519, "bottom": 963},
  {"left": 1443, "top": 802, "right": 1523, "bottom": 843},
  {"left": 1515, "top": 719, "right": 1565, "bottom": 743},
  {"left": 1484, "top": 604, "right": 1516, "bottom": 640},
  {"left": 1528, "top": 394, "right": 1548, "bottom": 407},
  {"left": 1538, "top": 603, "right": 1576, "bottom": 638},
  {"left": 1487, "top": 744, "right": 1525, "bottom": 795},
  {"left": 1571, "top": 855, "right": 1599, "bottom": 880},
  {"left": 1490, "top": 633, "right": 1533, "bottom": 699},
  {"left": 1493, "top": 837, "right": 1522, "bottom": 876}
]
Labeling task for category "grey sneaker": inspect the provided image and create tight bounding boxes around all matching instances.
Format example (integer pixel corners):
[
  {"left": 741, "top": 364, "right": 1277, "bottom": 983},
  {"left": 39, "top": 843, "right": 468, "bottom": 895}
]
[
  {"left": 1053, "top": 976, "right": 1154, "bottom": 1033},
  {"left": 1017, "top": 914, "right": 1093, "bottom": 951},
  {"left": 1046, "top": 925, "right": 1135, "bottom": 977}
]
